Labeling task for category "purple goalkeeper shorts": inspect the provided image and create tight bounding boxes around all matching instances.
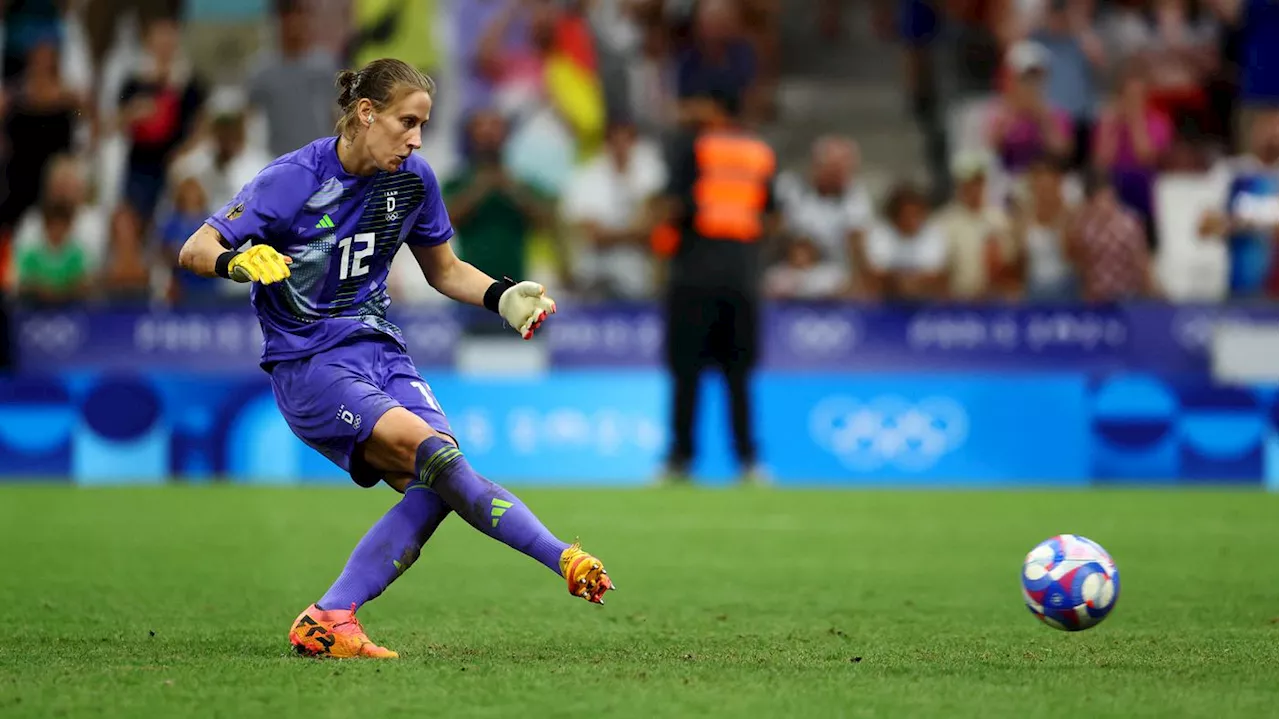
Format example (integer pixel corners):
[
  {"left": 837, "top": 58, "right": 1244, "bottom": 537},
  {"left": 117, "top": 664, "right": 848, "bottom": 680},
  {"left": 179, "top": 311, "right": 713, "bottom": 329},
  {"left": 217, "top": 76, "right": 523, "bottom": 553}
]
[{"left": 268, "top": 331, "right": 454, "bottom": 488}]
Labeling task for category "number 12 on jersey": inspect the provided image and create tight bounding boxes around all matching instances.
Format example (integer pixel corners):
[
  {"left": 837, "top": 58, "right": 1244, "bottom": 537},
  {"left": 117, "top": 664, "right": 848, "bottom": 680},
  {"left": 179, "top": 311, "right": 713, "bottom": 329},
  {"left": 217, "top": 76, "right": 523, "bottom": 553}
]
[{"left": 337, "top": 232, "right": 375, "bottom": 280}]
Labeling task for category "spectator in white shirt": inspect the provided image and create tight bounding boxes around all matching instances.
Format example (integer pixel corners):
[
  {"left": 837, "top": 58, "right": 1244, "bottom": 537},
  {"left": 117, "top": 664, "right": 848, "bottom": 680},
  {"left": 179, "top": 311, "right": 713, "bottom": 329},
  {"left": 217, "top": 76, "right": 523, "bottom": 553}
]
[
  {"left": 561, "top": 118, "right": 668, "bottom": 300},
  {"left": 865, "top": 183, "right": 948, "bottom": 301},
  {"left": 168, "top": 87, "right": 273, "bottom": 212},
  {"left": 774, "top": 135, "right": 875, "bottom": 295},
  {"left": 1011, "top": 156, "right": 1079, "bottom": 301}
]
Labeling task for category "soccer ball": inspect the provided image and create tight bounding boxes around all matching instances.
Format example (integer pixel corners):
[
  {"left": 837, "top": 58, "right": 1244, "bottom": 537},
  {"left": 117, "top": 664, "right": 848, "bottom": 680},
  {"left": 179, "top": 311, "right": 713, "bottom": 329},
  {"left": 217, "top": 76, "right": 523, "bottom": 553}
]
[{"left": 1021, "top": 534, "right": 1120, "bottom": 631}]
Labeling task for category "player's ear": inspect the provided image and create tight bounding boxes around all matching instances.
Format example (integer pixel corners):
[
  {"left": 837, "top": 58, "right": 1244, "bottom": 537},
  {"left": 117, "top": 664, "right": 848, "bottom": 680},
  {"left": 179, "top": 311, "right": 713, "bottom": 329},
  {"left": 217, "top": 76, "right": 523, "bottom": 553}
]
[{"left": 356, "top": 98, "right": 375, "bottom": 128}]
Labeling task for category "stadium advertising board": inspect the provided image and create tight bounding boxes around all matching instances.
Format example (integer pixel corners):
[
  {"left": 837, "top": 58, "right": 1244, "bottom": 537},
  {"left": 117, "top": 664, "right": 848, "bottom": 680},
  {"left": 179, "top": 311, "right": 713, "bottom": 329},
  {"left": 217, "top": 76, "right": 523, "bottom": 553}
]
[
  {"left": 0, "top": 371, "right": 1271, "bottom": 486},
  {"left": 14, "top": 303, "right": 1275, "bottom": 374}
]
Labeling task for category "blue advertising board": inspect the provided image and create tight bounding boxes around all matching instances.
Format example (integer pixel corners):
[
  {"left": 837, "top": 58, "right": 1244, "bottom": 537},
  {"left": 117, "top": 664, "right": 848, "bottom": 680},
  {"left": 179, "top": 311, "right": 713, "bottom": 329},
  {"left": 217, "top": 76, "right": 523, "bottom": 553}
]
[
  {"left": 0, "top": 370, "right": 1271, "bottom": 486},
  {"left": 3, "top": 302, "right": 1274, "bottom": 486},
  {"left": 13, "top": 302, "right": 1276, "bottom": 374}
]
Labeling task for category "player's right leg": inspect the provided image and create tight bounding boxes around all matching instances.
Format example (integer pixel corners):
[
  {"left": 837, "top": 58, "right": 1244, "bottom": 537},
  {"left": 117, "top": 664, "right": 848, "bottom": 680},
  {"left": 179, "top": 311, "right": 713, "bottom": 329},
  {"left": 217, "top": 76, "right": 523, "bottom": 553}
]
[
  {"left": 285, "top": 462, "right": 451, "bottom": 659},
  {"left": 360, "top": 406, "right": 615, "bottom": 605},
  {"left": 269, "top": 342, "right": 452, "bottom": 658}
]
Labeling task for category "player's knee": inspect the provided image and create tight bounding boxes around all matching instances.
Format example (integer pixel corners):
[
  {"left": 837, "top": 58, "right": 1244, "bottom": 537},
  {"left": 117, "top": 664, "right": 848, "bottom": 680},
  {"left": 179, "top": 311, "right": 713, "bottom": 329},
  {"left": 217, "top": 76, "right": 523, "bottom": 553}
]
[
  {"left": 389, "top": 427, "right": 455, "bottom": 474},
  {"left": 367, "top": 407, "right": 456, "bottom": 475}
]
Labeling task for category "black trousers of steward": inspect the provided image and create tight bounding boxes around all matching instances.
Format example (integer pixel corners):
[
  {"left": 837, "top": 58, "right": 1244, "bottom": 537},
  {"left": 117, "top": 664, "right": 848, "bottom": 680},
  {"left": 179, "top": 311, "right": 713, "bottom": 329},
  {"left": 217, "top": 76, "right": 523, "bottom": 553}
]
[{"left": 663, "top": 285, "right": 759, "bottom": 469}]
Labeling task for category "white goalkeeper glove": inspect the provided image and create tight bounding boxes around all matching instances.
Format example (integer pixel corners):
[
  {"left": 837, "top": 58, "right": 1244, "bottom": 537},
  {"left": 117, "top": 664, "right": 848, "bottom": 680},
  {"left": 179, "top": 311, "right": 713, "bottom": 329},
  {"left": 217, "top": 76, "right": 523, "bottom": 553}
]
[{"left": 497, "top": 280, "right": 557, "bottom": 340}]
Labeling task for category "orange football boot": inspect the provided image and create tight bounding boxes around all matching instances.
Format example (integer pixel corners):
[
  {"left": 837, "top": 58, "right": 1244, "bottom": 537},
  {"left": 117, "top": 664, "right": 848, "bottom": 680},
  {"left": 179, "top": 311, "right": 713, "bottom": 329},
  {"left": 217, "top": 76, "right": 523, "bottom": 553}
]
[
  {"left": 288, "top": 603, "right": 399, "bottom": 659},
  {"left": 559, "top": 542, "right": 615, "bottom": 604}
]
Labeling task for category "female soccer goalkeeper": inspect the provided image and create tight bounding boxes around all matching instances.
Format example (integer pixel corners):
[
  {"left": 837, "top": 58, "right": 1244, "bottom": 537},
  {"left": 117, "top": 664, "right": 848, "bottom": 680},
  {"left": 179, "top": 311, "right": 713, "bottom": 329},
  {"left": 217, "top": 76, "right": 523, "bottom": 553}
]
[{"left": 178, "top": 58, "right": 613, "bottom": 659}]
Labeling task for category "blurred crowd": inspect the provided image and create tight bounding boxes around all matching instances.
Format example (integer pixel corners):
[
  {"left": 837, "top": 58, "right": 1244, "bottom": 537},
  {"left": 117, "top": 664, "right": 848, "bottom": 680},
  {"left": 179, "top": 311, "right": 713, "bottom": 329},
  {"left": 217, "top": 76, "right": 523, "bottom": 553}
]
[
  {"left": 867, "top": 0, "right": 1279, "bottom": 304},
  {"left": 0, "top": 0, "right": 1274, "bottom": 311}
]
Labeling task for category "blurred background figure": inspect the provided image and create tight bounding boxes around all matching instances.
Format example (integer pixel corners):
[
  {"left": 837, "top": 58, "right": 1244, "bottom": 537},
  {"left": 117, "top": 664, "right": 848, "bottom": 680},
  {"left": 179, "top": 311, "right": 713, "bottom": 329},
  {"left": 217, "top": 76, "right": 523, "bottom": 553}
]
[
  {"left": 98, "top": 204, "right": 153, "bottom": 305},
  {"left": 562, "top": 117, "right": 667, "bottom": 301},
  {"left": 774, "top": 135, "right": 874, "bottom": 298},
  {"left": 935, "top": 149, "right": 1017, "bottom": 301},
  {"left": 158, "top": 175, "right": 224, "bottom": 307},
  {"left": 3, "top": 0, "right": 66, "bottom": 83},
  {"left": 1068, "top": 171, "right": 1159, "bottom": 303},
  {"left": 1029, "top": 0, "right": 1105, "bottom": 170},
  {"left": 676, "top": 0, "right": 759, "bottom": 125},
  {"left": 1199, "top": 108, "right": 1280, "bottom": 300},
  {"left": 473, "top": 0, "right": 603, "bottom": 194},
  {"left": 443, "top": 109, "right": 553, "bottom": 302},
  {"left": 1011, "top": 156, "right": 1079, "bottom": 302},
  {"left": 248, "top": 0, "right": 341, "bottom": 159},
  {"left": 9, "top": 154, "right": 106, "bottom": 283},
  {"left": 116, "top": 16, "right": 204, "bottom": 226},
  {"left": 614, "top": 1, "right": 681, "bottom": 137},
  {"left": 762, "top": 236, "right": 848, "bottom": 300},
  {"left": 1123, "top": 0, "right": 1220, "bottom": 141},
  {"left": 864, "top": 183, "right": 947, "bottom": 302},
  {"left": 1214, "top": 0, "right": 1279, "bottom": 152},
  {"left": 659, "top": 88, "right": 776, "bottom": 485},
  {"left": 986, "top": 40, "right": 1074, "bottom": 193},
  {"left": 0, "top": 40, "right": 82, "bottom": 233},
  {"left": 15, "top": 200, "right": 88, "bottom": 308},
  {"left": 1092, "top": 67, "right": 1173, "bottom": 246},
  {"left": 169, "top": 88, "right": 272, "bottom": 212}
]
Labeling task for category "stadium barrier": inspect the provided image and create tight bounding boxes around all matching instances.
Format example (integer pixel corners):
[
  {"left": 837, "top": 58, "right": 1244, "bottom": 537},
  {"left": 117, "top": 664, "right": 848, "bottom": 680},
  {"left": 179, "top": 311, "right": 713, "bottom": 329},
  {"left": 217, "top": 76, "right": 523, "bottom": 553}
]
[{"left": 2, "top": 303, "right": 1275, "bottom": 487}]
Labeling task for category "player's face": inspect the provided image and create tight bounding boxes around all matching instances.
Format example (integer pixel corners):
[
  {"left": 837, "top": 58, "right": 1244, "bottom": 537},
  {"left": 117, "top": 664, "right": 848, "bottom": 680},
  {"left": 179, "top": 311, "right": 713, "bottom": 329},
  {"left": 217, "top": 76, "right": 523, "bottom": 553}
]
[{"left": 369, "top": 90, "right": 433, "bottom": 173}]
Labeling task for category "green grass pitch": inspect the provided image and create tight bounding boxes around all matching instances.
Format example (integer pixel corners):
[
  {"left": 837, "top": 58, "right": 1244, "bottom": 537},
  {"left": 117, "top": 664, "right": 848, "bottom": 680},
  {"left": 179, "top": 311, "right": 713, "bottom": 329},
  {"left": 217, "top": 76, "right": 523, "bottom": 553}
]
[{"left": 1, "top": 485, "right": 1276, "bottom": 718}]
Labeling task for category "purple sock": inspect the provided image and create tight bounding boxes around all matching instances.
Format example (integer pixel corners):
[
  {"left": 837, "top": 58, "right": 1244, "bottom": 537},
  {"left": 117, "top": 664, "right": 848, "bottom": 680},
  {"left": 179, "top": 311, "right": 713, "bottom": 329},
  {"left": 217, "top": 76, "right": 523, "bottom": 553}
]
[
  {"left": 316, "top": 483, "right": 452, "bottom": 611},
  {"left": 416, "top": 436, "right": 570, "bottom": 574}
]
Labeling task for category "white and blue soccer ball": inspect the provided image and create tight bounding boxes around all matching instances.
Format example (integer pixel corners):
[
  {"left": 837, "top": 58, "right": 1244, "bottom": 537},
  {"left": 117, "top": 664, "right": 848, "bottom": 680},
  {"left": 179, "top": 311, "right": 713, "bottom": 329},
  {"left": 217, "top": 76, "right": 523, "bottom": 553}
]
[{"left": 1022, "top": 534, "right": 1120, "bottom": 631}]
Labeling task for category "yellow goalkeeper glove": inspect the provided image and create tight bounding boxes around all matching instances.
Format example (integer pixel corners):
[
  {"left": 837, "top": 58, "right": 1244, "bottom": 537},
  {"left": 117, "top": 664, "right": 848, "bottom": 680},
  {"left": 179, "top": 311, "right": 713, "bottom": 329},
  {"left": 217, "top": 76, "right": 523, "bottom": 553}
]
[{"left": 219, "top": 245, "right": 293, "bottom": 285}]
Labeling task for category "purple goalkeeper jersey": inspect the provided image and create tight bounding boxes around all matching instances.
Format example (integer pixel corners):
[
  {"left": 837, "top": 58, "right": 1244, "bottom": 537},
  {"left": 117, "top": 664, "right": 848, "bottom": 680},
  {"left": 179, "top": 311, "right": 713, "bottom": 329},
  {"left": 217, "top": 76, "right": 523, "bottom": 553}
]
[{"left": 205, "top": 137, "right": 454, "bottom": 366}]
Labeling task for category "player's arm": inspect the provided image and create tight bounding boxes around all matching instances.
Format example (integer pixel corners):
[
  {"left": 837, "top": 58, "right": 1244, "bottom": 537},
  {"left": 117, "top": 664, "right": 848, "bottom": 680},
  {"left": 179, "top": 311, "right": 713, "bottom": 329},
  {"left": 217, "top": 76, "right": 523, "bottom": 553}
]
[
  {"left": 411, "top": 242, "right": 555, "bottom": 340},
  {"left": 177, "top": 223, "right": 230, "bottom": 277},
  {"left": 178, "top": 223, "right": 293, "bottom": 284},
  {"left": 410, "top": 241, "right": 494, "bottom": 306},
  {"left": 178, "top": 163, "right": 310, "bottom": 284},
  {"left": 410, "top": 162, "right": 555, "bottom": 339}
]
